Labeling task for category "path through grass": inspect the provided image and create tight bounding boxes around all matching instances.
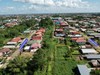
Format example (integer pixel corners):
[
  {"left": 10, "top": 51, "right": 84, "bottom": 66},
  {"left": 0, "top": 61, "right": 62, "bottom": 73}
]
[{"left": 52, "top": 46, "right": 77, "bottom": 75}]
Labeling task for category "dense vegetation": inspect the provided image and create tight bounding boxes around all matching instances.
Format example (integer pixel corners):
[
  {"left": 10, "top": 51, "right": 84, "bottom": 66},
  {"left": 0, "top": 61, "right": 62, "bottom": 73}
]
[
  {"left": 90, "top": 70, "right": 100, "bottom": 75},
  {"left": 39, "top": 17, "right": 53, "bottom": 28},
  {"left": 0, "top": 56, "right": 29, "bottom": 75}
]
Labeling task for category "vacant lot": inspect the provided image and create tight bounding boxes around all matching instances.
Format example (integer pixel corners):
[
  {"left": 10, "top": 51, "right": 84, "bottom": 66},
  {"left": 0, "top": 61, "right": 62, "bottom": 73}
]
[{"left": 52, "top": 46, "right": 77, "bottom": 75}]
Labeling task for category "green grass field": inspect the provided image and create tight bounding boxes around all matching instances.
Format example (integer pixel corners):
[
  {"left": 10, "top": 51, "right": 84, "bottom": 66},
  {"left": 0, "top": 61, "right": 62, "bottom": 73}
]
[{"left": 52, "top": 46, "right": 77, "bottom": 75}]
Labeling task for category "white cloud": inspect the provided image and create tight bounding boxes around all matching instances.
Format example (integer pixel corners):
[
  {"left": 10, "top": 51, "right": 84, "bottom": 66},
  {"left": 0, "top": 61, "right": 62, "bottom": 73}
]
[
  {"left": 13, "top": 0, "right": 51, "bottom": 5},
  {"left": 4, "top": 6, "right": 15, "bottom": 10},
  {"left": 6, "top": 6, "right": 14, "bottom": 9},
  {"left": 13, "top": 0, "right": 89, "bottom": 8},
  {"left": 29, "top": 5, "right": 35, "bottom": 9},
  {"left": 0, "top": 6, "right": 15, "bottom": 14}
]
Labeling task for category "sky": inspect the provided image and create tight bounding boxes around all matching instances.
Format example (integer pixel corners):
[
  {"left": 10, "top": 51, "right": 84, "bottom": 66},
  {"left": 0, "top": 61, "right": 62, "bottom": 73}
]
[{"left": 0, "top": 0, "right": 100, "bottom": 14}]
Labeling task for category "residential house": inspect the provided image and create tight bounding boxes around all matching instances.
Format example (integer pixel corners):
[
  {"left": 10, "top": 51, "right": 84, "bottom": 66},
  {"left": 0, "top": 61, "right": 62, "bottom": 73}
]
[
  {"left": 37, "top": 28, "right": 45, "bottom": 33},
  {"left": 0, "top": 48, "right": 11, "bottom": 57},
  {"left": 32, "top": 36, "right": 42, "bottom": 41},
  {"left": 71, "top": 37, "right": 86, "bottom": 45},
  {"left": 76, "top": 38, "right": 86, "bottom": 45},
  {"left": 11, "top": 37, "right": 21, "bottom": 43},
  {"left": 54, "top": 28, "right": 65, "bottom": 37},
  {"left": 31, "top": 43, "right": 41, "bottom": 49}
]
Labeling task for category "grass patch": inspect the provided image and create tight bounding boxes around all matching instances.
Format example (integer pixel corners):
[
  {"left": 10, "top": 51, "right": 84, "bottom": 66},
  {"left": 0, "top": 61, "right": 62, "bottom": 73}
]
[
  {"left": 72, "top": 50, "right": 80, "bottom": 55},
  {"left": 52, "top": 46, "right": 77, "bottom": 75}
]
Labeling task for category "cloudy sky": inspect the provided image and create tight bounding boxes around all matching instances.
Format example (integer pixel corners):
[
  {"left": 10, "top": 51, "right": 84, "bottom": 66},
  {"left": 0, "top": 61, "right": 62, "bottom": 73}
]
[{"left": 0, "top": 0, "right": 100, "bottom": 14}]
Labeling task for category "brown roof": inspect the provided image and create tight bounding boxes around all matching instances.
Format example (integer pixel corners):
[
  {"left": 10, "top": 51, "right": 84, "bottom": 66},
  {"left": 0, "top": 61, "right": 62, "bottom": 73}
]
[
  {"left": 35, "top": 31, "right": 43, "bottom": 36},
  {"left": 76, "top": 39, "right": 86, "bottom": 42},
  {"left": 71, "top": 38, "right": 78, "bottom": 41},
  {"left": 71, "top": 31, "right": 80, "bottom": 34},
  {"left": 76, "top": 38, "right": 86, "bottom": 42},
  {"left": 11, "top": 37, "right": 21, "bottom": 42},
  {"left": 0, "top": 48, "right": 10, "bottom": 53},
  {"left": 32, "top": 36, "right": 42, "bottom": 40},
  {"left": 37, "top": 28, "right": 45, "bottom": 33}
]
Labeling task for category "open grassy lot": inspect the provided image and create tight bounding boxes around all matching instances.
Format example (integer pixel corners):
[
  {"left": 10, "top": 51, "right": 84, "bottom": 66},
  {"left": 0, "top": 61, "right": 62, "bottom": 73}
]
[{"left": 52, "top": 46, "right": 77, "bottom": 75}]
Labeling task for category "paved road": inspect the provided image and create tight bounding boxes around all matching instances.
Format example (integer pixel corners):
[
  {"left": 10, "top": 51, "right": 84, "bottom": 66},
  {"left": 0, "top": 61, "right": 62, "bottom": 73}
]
[{"left": 1, "top": 30, "right": 36, "bottom": 68}]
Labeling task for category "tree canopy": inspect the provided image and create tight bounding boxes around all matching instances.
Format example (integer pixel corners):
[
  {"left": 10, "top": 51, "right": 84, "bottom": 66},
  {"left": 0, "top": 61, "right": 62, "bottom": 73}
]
[
  {"left": 39, "top": 17, "right": 53, "bottom": 28},
  {"left": 90, "top": 70, "right": 100, "bottom": 75}
]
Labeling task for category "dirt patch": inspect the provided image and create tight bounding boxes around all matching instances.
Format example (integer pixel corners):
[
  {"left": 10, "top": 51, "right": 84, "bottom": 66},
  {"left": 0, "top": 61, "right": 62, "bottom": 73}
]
[{"left": 20, "top": 52, "right": 33, "bottom": 58}]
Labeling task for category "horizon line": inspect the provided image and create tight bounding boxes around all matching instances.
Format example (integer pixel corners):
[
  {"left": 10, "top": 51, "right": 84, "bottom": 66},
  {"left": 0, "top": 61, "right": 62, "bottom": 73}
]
[{"left": 0, "top": 12, "right": 100, "bottom": 16}]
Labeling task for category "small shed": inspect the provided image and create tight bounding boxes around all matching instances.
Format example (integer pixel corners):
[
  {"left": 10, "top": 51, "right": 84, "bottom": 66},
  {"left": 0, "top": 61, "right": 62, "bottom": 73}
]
[{"left": 91, "top": 60, "right": 100, "bottom": 67}]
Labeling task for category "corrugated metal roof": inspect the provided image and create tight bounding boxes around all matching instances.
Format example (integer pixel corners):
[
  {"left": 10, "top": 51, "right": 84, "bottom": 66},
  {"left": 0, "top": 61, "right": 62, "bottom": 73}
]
[
  {"left": 81, "top": 48, "right": 97, "bottom": 54},
  {"left": 77, "top": 65, "right": 90, "bottom": 75},
  {"left": 85, "top": 54, "right": 100, "bottom": 59}
]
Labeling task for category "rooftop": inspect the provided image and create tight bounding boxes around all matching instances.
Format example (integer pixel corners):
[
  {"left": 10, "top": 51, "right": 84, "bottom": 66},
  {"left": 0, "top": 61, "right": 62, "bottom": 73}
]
[
  {"left": 85, "top": 54, "right": 100, "bottom": 59},
  {"left": 11, "top": 37, "right": 21, "bottom": 42},
  {"left": 77, "top": 65, "right": 90, "bottom": 75},
  {"left": 81, "top": 48, "right": 97, "bottom": 54},
  {"left": 0, "top": 48, "right": 10, "bottom": 53}
]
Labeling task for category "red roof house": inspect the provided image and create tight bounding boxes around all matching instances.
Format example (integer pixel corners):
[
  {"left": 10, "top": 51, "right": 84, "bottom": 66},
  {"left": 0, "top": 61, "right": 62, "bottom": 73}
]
[
  {"left": 60, "top": 21, "right": 69, "bottom": 27},
  {"left": 71, "top": 37, "right": 78, "bottom": 41},
  {"left": 76, "top": 38, "right": 86, "bottom": 43},
  {"left": 35, "top": 31, "right": 43, "bottom": 36},
  {"left": 32, "top": 36, "right": 42, "bottom": 40},
  {"left": 11, "top": 37, "right": 21, "bottom": 42},
  {"left": 37, "top": 28, "right": 45, "bottom": 33},
  {"left": 0, "top": 48, "right": 11, "bottom": 56},
  {"left": 31, "top": 43, "right": 41, "bottom": 49},
  {"left": 72, "top": 32, "right": 80, "bottom": 34}
]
